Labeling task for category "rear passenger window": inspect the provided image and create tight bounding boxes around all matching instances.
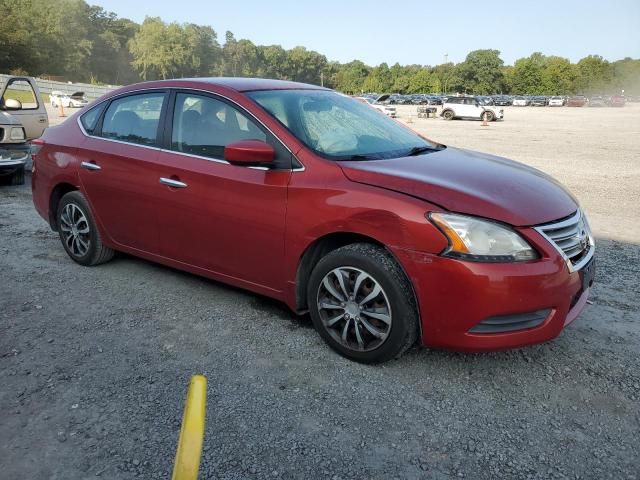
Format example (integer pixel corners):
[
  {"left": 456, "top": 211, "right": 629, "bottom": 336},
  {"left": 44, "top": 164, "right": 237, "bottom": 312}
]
[
  {"left": 80, "top": 104, "right": 105, "bottom": 134},
  {"left": 171, "top": 93, "right": 266, "bottom": 160},
  {"left": 100, "top": 93, "right": 165, "bottom": 146}
]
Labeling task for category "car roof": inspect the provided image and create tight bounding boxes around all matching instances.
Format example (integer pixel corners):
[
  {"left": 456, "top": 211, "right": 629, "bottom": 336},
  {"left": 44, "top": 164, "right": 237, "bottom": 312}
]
[{"left": 159, "top": 77, "right": 328, "bottom": 92}]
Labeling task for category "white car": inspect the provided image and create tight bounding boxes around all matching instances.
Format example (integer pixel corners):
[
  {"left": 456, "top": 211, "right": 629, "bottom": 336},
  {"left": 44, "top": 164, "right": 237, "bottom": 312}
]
[
  {"left": 512, "top": 96, "right": 529, "bottom": 106},
  {"left": 548, "top": 96, "right": 565, "bottom": 107},
  {"left": 50, "top": 91, "right": 89, "bottom": 108},
  {"left": 441, "top": 97, "right": 503, "bottom": 121},
  {"left": 355, "top": 94, "right": 397, "bottom": 118}
]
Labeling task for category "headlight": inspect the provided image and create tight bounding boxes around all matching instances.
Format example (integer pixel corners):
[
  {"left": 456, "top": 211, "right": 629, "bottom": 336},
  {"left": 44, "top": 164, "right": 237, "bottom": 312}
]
[
  {"left": 10, "top": 127, "right": 25, "bottom": 141},
  {"left": 429, "top": 212, "right": 538, "bottom": 262}
]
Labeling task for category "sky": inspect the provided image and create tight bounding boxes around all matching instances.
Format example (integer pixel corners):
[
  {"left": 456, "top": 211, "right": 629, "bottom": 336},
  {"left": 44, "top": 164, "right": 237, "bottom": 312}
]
[{"left": 89, "top": 0, "right": 640, "bottom": 66}]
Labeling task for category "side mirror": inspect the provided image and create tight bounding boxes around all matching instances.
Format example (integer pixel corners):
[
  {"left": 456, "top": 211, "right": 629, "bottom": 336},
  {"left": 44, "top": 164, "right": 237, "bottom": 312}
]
[
  {"left": 4, "top": 98, "right": 22, "bottom": 110},
  {"left": 224, "top": 140, "right": 275, "bottom": 166}
]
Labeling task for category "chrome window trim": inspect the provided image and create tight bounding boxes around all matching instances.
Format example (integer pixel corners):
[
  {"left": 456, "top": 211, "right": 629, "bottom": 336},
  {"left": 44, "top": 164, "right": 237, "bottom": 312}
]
[
  {"left": 76, "top": 86, "right": 305, "bottom": 172},
  {"left": 533, "top": 209, "right": 595, "bottom": 273}
]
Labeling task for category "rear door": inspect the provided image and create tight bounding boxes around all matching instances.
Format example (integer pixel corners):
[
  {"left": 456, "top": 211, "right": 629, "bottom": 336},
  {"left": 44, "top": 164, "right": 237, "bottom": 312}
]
[
  {"left": 77, "top": 91, "right": 169, "bottom": 254},
  {"left": 152, "top": 90, "right": 291, "bottom": 289},
  {"left": 0, "top": 77, "right": 48, "bottom": 139}
]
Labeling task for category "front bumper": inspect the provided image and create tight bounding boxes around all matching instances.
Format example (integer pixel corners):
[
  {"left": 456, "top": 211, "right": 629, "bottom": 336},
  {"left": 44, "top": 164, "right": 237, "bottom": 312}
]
[
  {"left": 0, "top": 143, "right": 30, "bottom": 171},
  {"left": 392, "top": 227, "right": 592, "bottom": 351}
]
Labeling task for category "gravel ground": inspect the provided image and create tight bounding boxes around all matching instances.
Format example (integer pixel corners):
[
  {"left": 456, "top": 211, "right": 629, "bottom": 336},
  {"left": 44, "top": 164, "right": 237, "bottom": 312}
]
[{"left": 1, "top": 105, "right": 640, "bottom": 479}]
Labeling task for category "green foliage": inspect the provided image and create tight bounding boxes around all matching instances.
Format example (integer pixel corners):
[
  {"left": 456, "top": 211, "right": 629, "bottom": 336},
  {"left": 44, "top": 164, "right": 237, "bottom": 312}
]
[
  {"left": 0, "top": 0, "right": 638, "bottom": 95},
  {"left": 457, "top": 49, "right": 505, "bottom": 94}
]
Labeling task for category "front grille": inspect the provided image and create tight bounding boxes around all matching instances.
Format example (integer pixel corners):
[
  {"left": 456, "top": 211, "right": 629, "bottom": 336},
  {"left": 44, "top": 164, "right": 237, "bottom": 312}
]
[
  {"left": 534, "top": 210, "right": 594, "bottom": 272},
  {"left": 469, "top": 309, "right": 551, "bottom": 334}
]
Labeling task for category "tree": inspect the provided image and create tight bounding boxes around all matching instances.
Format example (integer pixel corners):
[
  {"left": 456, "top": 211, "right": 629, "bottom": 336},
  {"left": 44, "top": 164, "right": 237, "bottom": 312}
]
[
  {"left": 457, "top": 49, "right": 505, "bottom": 94},
  {"left": 541, "top": 56, "right": 576, "bottom": 94},
  {"left": 433, "top": 62, "right": 460, "bottom": 94},
  {"left": 575, "top": 55, "right": 613, "bottom": 94},
  {"left": 511, "top": 52, "right": 546, "bottom": 94},
  {"left": 407, "top": 68, "right": 436, "bottom": 93}
]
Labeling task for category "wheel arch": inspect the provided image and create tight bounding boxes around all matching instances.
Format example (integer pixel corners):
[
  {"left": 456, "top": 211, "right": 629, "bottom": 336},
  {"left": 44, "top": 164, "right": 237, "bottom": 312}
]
[
  {"left": 294, "top": 232, "right": 419, "bottom": 331},
  {"left": 48, "top": 182, "right": 78, "bottom": 230}
]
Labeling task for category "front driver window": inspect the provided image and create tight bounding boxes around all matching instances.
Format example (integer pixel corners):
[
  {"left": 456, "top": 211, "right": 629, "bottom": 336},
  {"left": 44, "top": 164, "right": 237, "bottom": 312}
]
[{"left": 171, "top": 93, "right": 266, "bottom": 160}]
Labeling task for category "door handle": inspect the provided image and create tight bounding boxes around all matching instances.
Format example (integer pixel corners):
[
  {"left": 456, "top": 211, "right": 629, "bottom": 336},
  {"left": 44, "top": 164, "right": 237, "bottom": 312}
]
[
  {"left": 160, "top": 177, "right": 188, "bottom": 188},
  {"left": 81, "top": 161, "right": 101, "bottom": 171}
]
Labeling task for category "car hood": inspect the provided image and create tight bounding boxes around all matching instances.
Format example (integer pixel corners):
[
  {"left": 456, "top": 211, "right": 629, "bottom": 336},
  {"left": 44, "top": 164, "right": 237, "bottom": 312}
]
[{"left": 338, "top": 147, "right": 578, "bottom": 226}]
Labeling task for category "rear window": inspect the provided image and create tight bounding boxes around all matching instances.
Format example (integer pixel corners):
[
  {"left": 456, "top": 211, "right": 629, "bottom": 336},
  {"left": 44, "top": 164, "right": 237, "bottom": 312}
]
[
  {"left": 80, "top": 104, "right": 105, "bottom": 135},
  {"left": 100, "top": 93, "right": 166, "bottom": 146}
]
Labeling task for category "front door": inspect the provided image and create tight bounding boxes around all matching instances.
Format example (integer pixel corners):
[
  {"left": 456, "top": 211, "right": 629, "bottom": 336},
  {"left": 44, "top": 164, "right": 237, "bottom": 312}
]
[
  {"left": 153, "top": 91, "right": 290, "bottom": 290},
  {"left": 0, "top": 77, "right": 48, "bottom": 139}
]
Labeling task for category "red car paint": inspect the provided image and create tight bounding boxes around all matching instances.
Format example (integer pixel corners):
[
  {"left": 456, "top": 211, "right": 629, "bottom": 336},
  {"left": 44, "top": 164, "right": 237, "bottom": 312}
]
[{"left": 31, "top": 78, "right": 592, "bottom": 352}]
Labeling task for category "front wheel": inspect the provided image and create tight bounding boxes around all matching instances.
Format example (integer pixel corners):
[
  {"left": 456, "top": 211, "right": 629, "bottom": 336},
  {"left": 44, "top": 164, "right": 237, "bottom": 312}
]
[
  {"left": 483, "top": 111, "right": 495, "bottom": 122},
  {"left": 442, "top": 110, "right": 454, "bottom": 120},
  {"left": 307, "top": 243, "right": 419, "bottom": 364},
  {"left": 57, "top": 191, "right": 115, "bottom": 266}
]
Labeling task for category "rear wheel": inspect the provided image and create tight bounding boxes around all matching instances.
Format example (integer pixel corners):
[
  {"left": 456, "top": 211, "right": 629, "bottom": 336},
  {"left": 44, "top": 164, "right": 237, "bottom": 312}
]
[
  {"left": 57, "top": 191, "right": 115, "bottom": 266},
  {"left": 307, "top": 243, "right": 419, "bottom": 364},
  {"left": 442, "top": 110, "right": 454, "bottom": 120}
]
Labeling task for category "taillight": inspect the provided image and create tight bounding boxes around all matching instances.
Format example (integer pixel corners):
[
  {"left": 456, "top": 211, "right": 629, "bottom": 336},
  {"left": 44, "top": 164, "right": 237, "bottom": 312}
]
[{"left": 30, "top": 138, "right": 45, "bottom": 173}]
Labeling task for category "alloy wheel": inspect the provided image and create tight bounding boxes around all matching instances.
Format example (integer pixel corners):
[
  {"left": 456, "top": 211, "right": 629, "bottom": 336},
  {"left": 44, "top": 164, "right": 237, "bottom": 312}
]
[
  {"left": 60, "top": 203, "right": 91, "bottom": 257},
  {"left": 316, "top": 267, "right": 392, "bottom": 352}
]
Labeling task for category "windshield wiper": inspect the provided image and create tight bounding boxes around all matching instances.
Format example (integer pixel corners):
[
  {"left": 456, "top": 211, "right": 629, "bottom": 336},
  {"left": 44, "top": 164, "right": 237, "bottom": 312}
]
[
  {"left": 405, "top": 145, "right": 444, "bottom": 156},
  {"left": 336, "top": 154, "right": 381, "bottom": 161}
]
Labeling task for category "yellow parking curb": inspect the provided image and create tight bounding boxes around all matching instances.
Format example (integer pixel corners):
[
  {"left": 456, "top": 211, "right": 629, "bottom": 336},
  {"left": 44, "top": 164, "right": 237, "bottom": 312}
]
[{"left": 172, "top": 375, "right": 207, "bottom": 480}]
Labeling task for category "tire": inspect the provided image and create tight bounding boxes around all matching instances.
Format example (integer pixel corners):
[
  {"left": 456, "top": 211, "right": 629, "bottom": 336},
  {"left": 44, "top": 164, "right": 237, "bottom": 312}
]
[
  {"left": 442, "top": 110, "right": 454, "bottom": 120},
  {"left": 9, "top": 166, "right": 25, "bottom": 185},
  {"left": 307, "top": 243, "right": 419, "bottom": 364},
  {"left": 483, "top": 111, "right": 495, "bottom": 122},
  {"left": 56, "top": 191, "right": 115, "bottom": 266}
]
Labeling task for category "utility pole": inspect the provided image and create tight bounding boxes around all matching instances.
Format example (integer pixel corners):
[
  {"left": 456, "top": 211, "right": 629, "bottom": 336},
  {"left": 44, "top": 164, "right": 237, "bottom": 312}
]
[{"left": 320, "top": 72, "right": 324, "bottom": 87}]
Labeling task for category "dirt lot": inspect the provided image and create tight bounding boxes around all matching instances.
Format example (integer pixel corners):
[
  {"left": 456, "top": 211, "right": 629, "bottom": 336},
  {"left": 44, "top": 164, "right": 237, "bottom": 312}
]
[{"left": 1, "top": 104, "right": 639, "bottom": 479}]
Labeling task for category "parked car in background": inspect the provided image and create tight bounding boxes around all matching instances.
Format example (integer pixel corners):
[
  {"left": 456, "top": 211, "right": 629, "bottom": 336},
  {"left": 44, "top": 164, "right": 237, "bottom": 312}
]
[
  {"left": 608, "top": 95, "right": 625, "bottom": 107},
  {"left": 50, "top": 91, "right": 90, "bottom": 108},
  {"left": 493, "top": 95, "right": 512, "bottom": 106},
  {"left": 588, "top": 96, "right": 607, "bottom": 107},
  {"left": 566, "top": 95, "right": 588, "bottom": 107},
  {"left": 0, "top": 76, "right": 49, "bottom": 185},
  {"left": 548, "top": 96, "right": 565, "bottom": 107},
  {"left": 512, "top": 96, "right": 529, "bottom": 106},
  {"left": 31, "top": 77, "right": 594, "bottom": 363},
  {"left": 355, "top": 94, "right": 397, "bottom": 117},
  {"left": 477, "top": 96, "right": 495, "bottom": 106},
  {"left": 531, "top": 96, "right": 548, "bottom": 106},
  {"left": 441, "top": 96, "right": 503, "bottom": 121}
]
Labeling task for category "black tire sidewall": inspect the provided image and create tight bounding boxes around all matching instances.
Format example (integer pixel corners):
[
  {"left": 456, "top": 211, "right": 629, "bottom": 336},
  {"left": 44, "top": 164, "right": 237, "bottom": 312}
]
[
  {"left": 307, "top": 246, "right": 417, "bottom": 363},
  {"left": 57, "top": 192, "right": 101, "bottom": 266}
]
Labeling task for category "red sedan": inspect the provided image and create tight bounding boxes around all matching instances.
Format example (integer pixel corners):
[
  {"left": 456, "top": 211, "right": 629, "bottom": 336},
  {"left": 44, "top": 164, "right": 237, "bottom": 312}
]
[{"left": 31, "top": 78, "right": 595, "bottom": 363}]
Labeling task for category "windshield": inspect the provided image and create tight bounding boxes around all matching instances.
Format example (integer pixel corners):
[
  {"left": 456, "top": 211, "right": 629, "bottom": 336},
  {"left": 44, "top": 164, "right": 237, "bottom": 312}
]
[{"left": 247, "top": 89, "right": 439, "bottom": 160}]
